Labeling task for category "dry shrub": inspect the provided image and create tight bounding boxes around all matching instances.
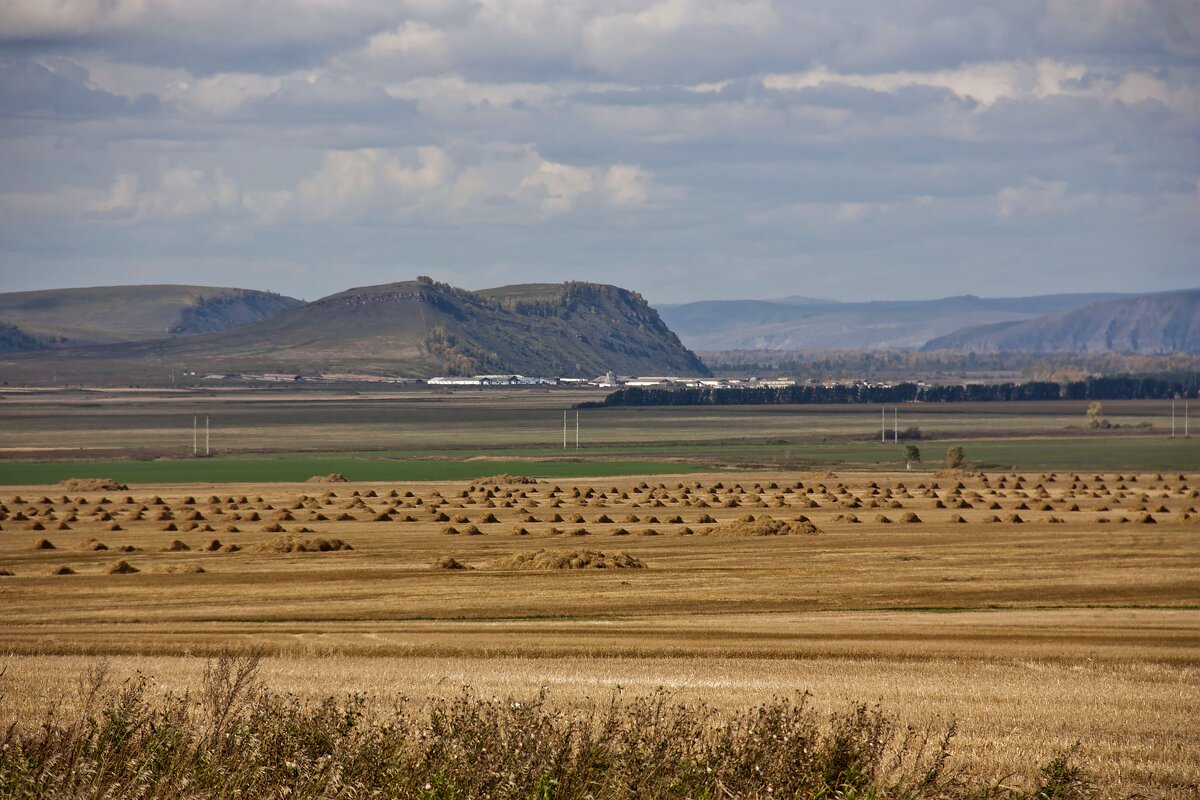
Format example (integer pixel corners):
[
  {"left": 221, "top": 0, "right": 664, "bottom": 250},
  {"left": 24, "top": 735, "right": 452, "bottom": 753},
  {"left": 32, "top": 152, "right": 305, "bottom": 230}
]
[
  {"left": 709, "top": 517, "right": 823, "bottom": 536},
  {"left": 490, "top": 549, "right": 646, "bottom": 570},
  {"left": 250, "top": 535, "right": 353, "bottom": 553},
  {"left": 306, "top": 473, "right": 348, "bottom": 483},
  {"left": 433, "top": 556, "right": 471, "bottom": 570},
  {"left": 104, "top": 560, "right": 139, "bottom": 574}
]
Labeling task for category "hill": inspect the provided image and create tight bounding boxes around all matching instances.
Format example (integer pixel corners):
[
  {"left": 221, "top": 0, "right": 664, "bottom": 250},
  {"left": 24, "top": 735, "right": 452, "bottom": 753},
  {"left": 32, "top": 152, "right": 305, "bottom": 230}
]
[
  {"left": 0, "top": 285, "right": 304, "bottom": 345},
  {"left": 923, "top": 290, "right": 1200, "bottom": 354},
  {"left": 0, "top": 278, "right": 708, "bottom": 383},
  {"left": 655, "top": 293, "right": 1128, "bottom": 351}
]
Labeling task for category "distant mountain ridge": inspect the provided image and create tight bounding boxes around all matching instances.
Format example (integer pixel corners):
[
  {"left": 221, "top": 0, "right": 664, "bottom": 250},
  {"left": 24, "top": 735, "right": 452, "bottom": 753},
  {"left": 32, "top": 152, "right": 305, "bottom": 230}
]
[
  {"left": 0, "top": 285, "right": 303, "bottom": 346},
  {"left": 656, "top": 293, "right": 1132, "bottom": 351},
  {"left": 923, "top": 290, "right": 1200, "bottom": 354},
  {"left": 0, "top": 278, "right": 708, "bottom": 383}
]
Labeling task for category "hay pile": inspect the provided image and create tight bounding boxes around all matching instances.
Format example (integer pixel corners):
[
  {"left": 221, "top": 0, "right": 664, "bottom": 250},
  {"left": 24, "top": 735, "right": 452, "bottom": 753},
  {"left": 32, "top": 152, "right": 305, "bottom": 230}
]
[
  {"left": 432, "top": 556, "right": 471, "bottom": 570},
  {"left": 306, "top": 473, "right": 348, "bottom": 483},
  {"left": 153, "top": 563, "right": 206, "bottom": 574},
  {"left": 490, "top": 549, "right": 646, "bottom": 570},
  {"left": 709, "top": 517, "right": 822, "bottom": 536},
  {"left": 250, "top": 535, "right": 353, "bottom": 553},
  {"left": 57, "top": 478, "right": 128, "bottom": 491},
  {"left": 104, "top": 560, "right": 139, "bottom": 574},
  {"left": 478, "top": 474, "right": 539, "bottom": 485}
]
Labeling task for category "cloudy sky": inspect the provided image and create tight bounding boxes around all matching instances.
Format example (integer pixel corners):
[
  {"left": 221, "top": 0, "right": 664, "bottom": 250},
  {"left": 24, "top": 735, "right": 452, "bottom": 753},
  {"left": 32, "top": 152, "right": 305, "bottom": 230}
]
[{"left": 1, "top": 1, "right": 1197, "bottom": 303}]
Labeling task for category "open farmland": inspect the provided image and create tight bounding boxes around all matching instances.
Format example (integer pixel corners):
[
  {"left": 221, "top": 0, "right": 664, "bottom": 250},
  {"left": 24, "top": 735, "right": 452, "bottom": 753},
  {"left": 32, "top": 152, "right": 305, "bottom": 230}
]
[
  {"left": 1, "top": 467, "right": 1198, "bottom": 797},
  {"left": 0, "top": 389, "right": 1197, "bottom": 478}
]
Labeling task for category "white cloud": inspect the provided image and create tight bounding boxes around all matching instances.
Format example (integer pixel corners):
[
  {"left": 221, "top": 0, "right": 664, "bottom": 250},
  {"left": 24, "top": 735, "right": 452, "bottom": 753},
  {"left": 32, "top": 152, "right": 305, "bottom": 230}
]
[
  {"left": 517, "top": 160, "right": 595, "bottom": 214},
  {"left": 602, "top": 164, "right": 651, "bottom": 207}
]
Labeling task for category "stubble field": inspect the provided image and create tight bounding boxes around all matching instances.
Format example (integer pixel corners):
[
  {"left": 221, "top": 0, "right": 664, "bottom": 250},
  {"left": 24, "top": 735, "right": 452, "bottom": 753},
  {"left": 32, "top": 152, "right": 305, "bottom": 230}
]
[{"left": 1, "top": 467, "right": 1198, "bottom": 796}]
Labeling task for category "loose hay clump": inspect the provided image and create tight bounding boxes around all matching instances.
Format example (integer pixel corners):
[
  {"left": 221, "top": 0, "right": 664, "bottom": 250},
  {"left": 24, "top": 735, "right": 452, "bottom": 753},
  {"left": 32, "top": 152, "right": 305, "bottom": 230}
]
[
  {"left": 57, "top": 478, "right": 128, "bottom": 491},
  {"left": 306, "top": 473, "right": 349, "bottom": 483},
  {"left": 153, "top": 564, "right": 206, "bottom": 574},
  {"left": 709, "top": 517, "right": 822, "bottom": 536},
  {"left": 490, "top": 549, "right": 646, "bottom": 570},
  {"left": 250, "top": 535, "right": 353, "bottom": 553},
  {"left": 478, "top": 474, "right": 539, "bottom": 485}
]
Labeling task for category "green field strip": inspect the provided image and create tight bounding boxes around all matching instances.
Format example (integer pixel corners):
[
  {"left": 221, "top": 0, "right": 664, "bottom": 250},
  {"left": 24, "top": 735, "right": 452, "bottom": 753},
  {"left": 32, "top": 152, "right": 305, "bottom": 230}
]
[{"left": 0, "top": 457, "right": 710, "bottom": 485}]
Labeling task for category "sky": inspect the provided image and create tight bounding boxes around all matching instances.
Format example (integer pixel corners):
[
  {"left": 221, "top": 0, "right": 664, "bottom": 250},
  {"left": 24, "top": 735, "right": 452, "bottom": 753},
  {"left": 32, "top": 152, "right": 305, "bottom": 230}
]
[{"left": 0, "top": 1, "right": 1197, "bottom": 304}]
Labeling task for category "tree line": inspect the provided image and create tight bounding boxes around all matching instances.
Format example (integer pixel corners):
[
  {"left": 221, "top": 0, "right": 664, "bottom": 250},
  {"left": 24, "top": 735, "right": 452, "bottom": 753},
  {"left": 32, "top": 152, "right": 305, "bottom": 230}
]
[{"left": 587, "top": 375, "right": 1198, "bottom": 407}]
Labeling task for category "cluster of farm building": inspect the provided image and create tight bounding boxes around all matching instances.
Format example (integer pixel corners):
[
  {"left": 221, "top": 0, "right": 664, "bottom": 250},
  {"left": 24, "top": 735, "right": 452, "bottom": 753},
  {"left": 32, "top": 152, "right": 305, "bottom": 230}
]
[{"left": 207, "top": 371, "right": 813, "bottom": 389}]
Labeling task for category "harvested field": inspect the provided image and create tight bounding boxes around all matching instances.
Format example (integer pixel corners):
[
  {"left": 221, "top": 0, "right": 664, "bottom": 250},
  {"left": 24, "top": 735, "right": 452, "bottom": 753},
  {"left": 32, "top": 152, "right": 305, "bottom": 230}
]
[{"left": 0, "top": 468, "right": 1197, "bottom": 797}]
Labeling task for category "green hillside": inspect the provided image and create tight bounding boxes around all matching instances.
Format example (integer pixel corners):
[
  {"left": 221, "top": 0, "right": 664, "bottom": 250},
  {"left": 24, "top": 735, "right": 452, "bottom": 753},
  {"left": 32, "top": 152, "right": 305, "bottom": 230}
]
[{"left": 0, "top": 285, "right": 303, "bottom": 345}]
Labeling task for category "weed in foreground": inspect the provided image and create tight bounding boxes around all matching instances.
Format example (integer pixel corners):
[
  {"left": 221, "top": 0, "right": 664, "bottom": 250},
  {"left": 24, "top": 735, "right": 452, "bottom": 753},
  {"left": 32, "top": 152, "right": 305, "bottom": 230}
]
[{"left": 0, "top": 652, "right": 1093, "bottom": 800}]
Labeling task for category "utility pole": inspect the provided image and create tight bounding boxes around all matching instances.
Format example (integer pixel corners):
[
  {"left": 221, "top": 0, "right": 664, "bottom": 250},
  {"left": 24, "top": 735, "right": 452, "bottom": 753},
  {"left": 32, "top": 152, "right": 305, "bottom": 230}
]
[
  {"left": 1172, "top": 399, "right": 1176, "bottom": 438},
  {"left": 575, "top": 410, "right": 580, "bottom": 449},
  {"left": 193, "top": 416, "right": 197, "bottom": 455},
  {"left": 205, "top": 416, "right": 210, "bottom": 456},
  {"left": 881, "top": 407, "right": 885, "bottom": 443},
  {"left": 894, "top": 407, "right": 898, "bottom": 443},
  {"left": 1186, "top": 400, "right": 1190, "bottom": 438},
  {"left": 563, "top": 410, "right": 567, "bottom": 449}
]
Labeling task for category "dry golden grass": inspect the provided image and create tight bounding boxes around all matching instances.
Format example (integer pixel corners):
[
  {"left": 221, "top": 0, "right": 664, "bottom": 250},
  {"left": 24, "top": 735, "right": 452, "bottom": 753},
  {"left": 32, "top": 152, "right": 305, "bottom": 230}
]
[{"left": 0, "top": 470, "right": 1197, "bottom": 796}]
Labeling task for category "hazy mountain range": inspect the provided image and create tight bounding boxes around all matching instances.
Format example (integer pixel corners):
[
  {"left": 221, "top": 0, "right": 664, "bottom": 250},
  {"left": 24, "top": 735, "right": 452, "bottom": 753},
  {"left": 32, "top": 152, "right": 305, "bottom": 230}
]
[
  {"left": 922, "top": 290, "right": 1200, "bottom": 354},
  {"left": 656, "top": 293, "right": 1131, "bottom": 351}
]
